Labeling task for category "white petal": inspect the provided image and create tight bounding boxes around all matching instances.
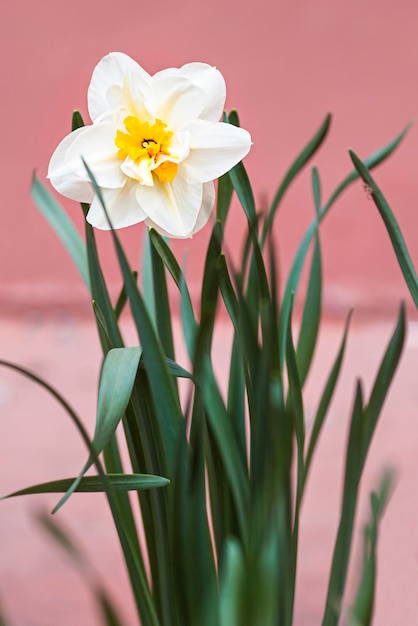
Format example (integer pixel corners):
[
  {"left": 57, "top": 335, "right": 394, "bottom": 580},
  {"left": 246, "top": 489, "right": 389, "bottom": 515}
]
[
  {"left": 177, "top": 63, "right": 226, "bottom": 121},
  {"left": 166, "top": 130, "right": 190, "bottom": 162},
  {"left": 86, "top": 180, "right": 147, "bottom": 230},
  {"left": 145, "top": 181, "right": 215, "bottom": 238},
  {"left": 66, "top": 123, "right": 125, "bottom": 188},
  {"left": 149, "top": 75, "right": 206, "bottom": 129},
  {"left": 184, "top": 120, "right": 252, "bottom": 182},
  {"left": 121, "top": 156, "right": 154, "bottom": 186},
  {"left": 88, "top": 52, "right": 151, "bottom": 122},
  {"left": 190, "top": 181, "right": 216, "bottom": 235},
  {"left": 137, "top": 173, "right": 202, "bottom": 237},
  {"left": 153, "top": 63, "right": 226, "bottom": 122},
  {"left": 48, "top": 127, "right": 94, "bottom": 203}
]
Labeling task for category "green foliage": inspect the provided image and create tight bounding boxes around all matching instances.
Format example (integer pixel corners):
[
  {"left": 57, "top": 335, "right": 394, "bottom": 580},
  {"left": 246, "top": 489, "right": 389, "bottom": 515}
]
[{"left": 3, "top": 114, "right": 413, "bottom": 626}]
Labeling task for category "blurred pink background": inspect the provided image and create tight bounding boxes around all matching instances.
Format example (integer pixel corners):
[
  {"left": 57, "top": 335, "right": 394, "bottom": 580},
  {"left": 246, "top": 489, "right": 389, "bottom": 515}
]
[
  {"left": 1, "top": 0, "right": 418, "bottom": 317},
  {"left": 1, "top": 0, "right": 418, "bottom": 624}
]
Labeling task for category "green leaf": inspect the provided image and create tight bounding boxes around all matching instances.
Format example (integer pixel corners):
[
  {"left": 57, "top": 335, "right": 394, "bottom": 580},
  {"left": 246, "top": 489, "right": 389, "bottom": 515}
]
[
  {"left": 286, "top": 301, "right": 305, "bottom": 497},
  {"left": 72, "top": 109, "right": 85, "bottom": 131},
  {"left": 304, "top": 312, "right": 352, "bottom": 483},
  {"left": 322, "top": 381, "right": 365, "bottom": 626},
  {"left": 150, "top": 236, "right": 175, "bottom": 359},
  {"left": 349, "top": 472, "right": 393, "bottom": 626},
  {"left": 170, "top": 424, "right": 218, "bottom": 626},
  {"left": 262, "top": 113, "right": 331, "bottom": 241},
  {"left": 0, "top": 359, "right": 154, "bottom": 625},
  {"left": 296, "top": 230, "right": 322, "bottom": 387},
  {"left": 216, "top": 171, "right": 234, "bottom": 225},
  {"left": 141, "top": 229, "right": 157, "bottom": 326},
  {"left": 323, "top": 305, "right": 404, "bottom": 626},
  {"left": 349, "top": 150, "right": 418, "bottom": 308},
  {"left": 162, "top": 358, "right": 193, "bottom": 379},
  {"left": 312, "top": 166, "right": 322, "bottom": 216},
  {"left": 227, "top": 110, "right": 240, "bottom": 127},
  {"left": 228, "top": 161, "right": 256, "bottom": 223},
  {"left": 279, "top": 122, "right": 411, "bottom": 369},
  {"left": 148, "top": 227, "right": 197, "bottom": 358},
  {"left": 95, "top": 347, "right": 142, "bottom": 452},
  {"left": 2, "top": 474, "right": 169, "bottom": 499},
  {"left": 32, "top": 177, "right": 90, "bottom": 292},
  {"left": 219, "top": 539, "right": 245, "bottom": 626},
  {"left": 360, "top": 302, "right": 406, "bottom": 466},
  {"left": 201, "top": 355, "right": 249, "bottom": 536},
  {"left": 95, "top": 587, "right": 126, "bottom": 626},
  {"left": 52, "top": 347, "right": 142, "bottom": 513},
  {"left": 36, "top": 510, "right": 87, "bottom": 567},
  {"left": 114, "top": 270, "right": 138, "bottom": 320},
  {"left": 83, "top": 160, "right": 183, "bottom": 474}
]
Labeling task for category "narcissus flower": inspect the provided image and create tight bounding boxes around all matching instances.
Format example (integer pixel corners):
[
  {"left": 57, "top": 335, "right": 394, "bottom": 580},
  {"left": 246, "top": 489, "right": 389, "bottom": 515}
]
[{"left": 48, "top": 52, "right": 252, "bottom": 237}]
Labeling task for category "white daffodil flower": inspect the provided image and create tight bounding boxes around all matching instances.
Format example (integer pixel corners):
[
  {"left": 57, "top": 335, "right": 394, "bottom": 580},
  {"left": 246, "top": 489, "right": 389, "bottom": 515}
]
[{"left": 48, "top": 52, "right": 252, "bottom": 237}]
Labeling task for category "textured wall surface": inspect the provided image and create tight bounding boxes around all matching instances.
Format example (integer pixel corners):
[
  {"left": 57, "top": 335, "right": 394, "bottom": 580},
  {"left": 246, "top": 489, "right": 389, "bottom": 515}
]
[{"left": 1, "top": 0, "right": 418, "bottom": 316}]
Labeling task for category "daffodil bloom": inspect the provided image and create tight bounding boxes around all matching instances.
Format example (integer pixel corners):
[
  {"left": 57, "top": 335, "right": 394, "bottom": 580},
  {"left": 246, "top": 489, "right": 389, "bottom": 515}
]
[{"left": 48, "top": 52, "right": 252, "bottom": 237}]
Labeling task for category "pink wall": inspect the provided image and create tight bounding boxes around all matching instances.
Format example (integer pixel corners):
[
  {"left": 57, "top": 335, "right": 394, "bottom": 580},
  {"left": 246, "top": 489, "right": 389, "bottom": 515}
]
[{"left": 1, "top": 0, "right": 418, "bottom": 317}]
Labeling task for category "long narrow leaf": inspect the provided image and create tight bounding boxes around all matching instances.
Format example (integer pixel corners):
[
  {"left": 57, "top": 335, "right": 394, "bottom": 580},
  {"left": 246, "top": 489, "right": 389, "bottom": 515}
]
[
  {"left": 32, "top": 177, "right": 90, "bottom": 292},
  {"left": 349, "top": 151, "right": 418, "bottom": 308},
  {"left": 279, "top": 123, "right": 411, "bottom": 369},
  {"left": 262, "top": 113, "right": 332, "bottom": 241},
  {"left": 322, "top": 381, "right": 364, "bottom": 626},
  {"left": 2, "top": 474, "right": 169, "bottom": 498},
  {"left": 53, "top": 347, "right": 142, "bottom": 512},
  {"left": 304, "top": 312, "right": 352, "bottom": 483},
  {"left": 296, "top": 231, "right": 322, "bottom": 387},
  {"left": 349, "top": 472, "right": 393, "bottom": 626}
]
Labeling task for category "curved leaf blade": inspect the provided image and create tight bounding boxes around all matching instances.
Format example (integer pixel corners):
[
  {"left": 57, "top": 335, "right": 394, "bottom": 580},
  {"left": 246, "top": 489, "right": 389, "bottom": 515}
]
[
  {"left": 2, "top": 474, "right": 169, "bottom": 499},
  {"left": 349, "top": 150, "right": 418, "bottom": 308},
  {"left": 32, "top": 177, "right": 90, "bottom": 292}
]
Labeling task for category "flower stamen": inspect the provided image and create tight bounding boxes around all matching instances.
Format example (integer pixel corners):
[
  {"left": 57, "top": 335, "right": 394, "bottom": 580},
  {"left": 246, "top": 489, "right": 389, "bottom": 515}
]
[{"left": 115, "top": 117, "right": 178, "bottom": 183}]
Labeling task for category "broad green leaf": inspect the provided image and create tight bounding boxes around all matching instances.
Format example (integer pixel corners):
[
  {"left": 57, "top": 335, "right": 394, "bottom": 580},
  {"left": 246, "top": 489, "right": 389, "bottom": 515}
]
[
  {"left": 2, "top": 474, "right": 169, "bottom": 498},
  {"left": 349, "top": 150, "right": 418, "bottom": 308},
  {"left": 52, "top": 347, "right": 142, "bottom": 513},
  {"left": 32, "top": 177, "right": 90, "bottom": 292},
  {"left": 95, "top": 347, "right": 142, "bottom": 452}
]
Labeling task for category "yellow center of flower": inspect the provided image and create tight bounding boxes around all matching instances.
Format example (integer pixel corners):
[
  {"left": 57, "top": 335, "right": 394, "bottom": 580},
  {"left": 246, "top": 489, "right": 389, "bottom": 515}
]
[{"left": 115, "top": 116, "right": 178, "bottom": 183}]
